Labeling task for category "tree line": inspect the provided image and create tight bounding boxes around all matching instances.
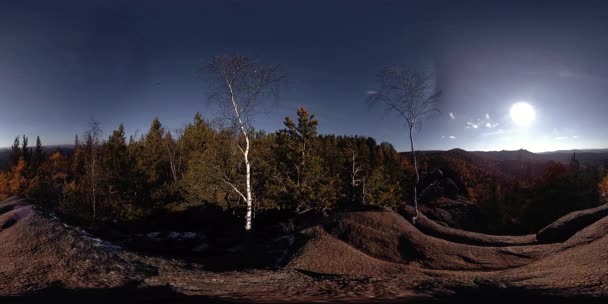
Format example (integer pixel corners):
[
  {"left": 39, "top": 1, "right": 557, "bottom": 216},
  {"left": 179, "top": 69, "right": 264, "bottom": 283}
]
[{"left": 0, "top": 108, "right": 410, "bottom": 230}]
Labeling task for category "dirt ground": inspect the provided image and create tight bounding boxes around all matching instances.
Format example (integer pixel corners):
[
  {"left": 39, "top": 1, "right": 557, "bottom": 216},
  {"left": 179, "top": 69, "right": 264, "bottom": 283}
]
[{"left": 0, "top": 197, "right": 607, "bottom": 303}]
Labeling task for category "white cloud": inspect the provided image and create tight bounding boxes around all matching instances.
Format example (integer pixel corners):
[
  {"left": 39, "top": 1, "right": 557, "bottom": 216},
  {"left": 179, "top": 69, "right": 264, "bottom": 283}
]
[
  {"left": 449, "top": 112, "right": 455, "bottom": 120},
  {"left": 466, "top": 121, "right": 479, "bottom": 129},
  {"left": 572, "top": 135, "right": 580, "bottom": 139},
  {"left": 480, "top": 128, "right": 513, "bottom": 138},
  {"left": 468, "top": 114, "right": 498, "bottom": 130},
  {"left": 449, "top": 136, "right": 456, "bottom": 139}
]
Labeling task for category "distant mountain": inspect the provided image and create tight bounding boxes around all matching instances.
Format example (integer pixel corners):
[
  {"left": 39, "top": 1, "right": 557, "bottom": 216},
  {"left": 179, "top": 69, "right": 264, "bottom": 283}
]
[
  {"left": 471, "top": 149, "right": 549, "bottom": 163},
  {"left": 401, "top": 147, "right": 608, "bottom": 185},
  {"left": 540, "top": 150, "right": 608, "bottom": 166}
]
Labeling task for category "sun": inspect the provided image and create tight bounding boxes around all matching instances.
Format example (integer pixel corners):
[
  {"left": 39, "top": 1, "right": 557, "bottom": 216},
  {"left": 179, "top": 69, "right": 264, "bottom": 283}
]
[{"left": 510, "top": 102, "right": 536, "bottom": 127}]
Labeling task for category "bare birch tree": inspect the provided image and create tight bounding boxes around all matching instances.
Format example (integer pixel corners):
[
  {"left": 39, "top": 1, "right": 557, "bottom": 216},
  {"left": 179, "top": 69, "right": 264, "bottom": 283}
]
[
  {"left": 84, "top": 119, "right": 102, "bottom": 226},
  {"left": 367, "top": 66, "right": 440, "bottom": 224},
  {"left": 206, "top": 55, "right": 285, "bottom": 231},
  {"left": 165, "top": 128, "right": 184, "bottom": 182}
]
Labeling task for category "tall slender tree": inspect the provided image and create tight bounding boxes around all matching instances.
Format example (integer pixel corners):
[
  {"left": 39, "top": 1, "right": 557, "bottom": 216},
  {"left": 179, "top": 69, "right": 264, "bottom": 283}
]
[
  {"left": 9, "top": 136, "right": 21, "bottom": 168},
  {"left": 84, "top": 119, "right": 102, "bottom": 225},
  {"left": 205, "top": 54, "right": 285, "bottom": 230},
  {"left": 32, "top": 136, "right": 46, "bottom": 172},
  {"left": 368, "top": 66, "right": 440, "bottom": 224}
]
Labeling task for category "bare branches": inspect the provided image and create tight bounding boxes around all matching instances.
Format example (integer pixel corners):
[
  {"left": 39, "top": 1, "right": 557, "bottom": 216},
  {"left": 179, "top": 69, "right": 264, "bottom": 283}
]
[
  {"left": 206, "top": 55, "right": 287, "bottom": 134},
  {"left": 204, "top": 54, "right": 286, "bottom": 231},
  {"left": 222, "top": 176, "right": 247, "bottom": 202},
  {"left": 367, "top": 66, "right": 441, "bottom": 129},
  {"left": 368, "top": 65, "right": 441, "bottom": 224}
]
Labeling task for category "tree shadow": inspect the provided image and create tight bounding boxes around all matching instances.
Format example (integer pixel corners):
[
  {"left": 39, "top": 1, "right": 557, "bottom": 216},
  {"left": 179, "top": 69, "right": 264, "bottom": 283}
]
[{"left": 1, "top": 284, "right": 232, "bottom": 304}]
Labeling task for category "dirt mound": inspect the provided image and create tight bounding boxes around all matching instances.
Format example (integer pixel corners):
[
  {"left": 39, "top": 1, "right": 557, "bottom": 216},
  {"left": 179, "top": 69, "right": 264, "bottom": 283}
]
[
  {"left": 0, "top": 198, "right": 146, "bottom": 295},
  {"left": 286, "top": 226, "right": 415, "bottom": 276},
  {"left": 401, "top": 206, "right": 538, "bottom": 246},
  {"left": 1, "top": 197, "right": 607, "bottom": 301},
  {"left": 537, "top": 203, "right": 608, "bottom": 243},
  {"left": 288, "top": 210, "right": 557, "bottom": 273},
  {"left": 495, "top": 216, "right": 608, "bottom": 298},
  {"left": 418, "top": 197, "right": 482, "bottom": 230}
]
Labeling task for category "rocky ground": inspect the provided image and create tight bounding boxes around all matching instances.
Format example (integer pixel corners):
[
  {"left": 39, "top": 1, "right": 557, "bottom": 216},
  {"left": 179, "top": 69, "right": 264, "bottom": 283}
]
[{"left": 0, "top": 197, "right": 607, "bottom": 303}]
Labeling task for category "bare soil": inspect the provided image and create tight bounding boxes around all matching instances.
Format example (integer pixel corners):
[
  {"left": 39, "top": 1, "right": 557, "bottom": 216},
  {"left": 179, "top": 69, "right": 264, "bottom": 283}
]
[{"left": 1, "top": 197, "right": 607, "bottom": 303}]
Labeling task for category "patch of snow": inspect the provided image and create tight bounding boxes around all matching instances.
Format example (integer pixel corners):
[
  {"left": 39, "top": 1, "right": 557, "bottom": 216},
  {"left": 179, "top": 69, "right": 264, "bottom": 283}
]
[
  {"left": 225, "top": 245, "right": 241, "bottom": 253},
  {"left": 192, "top": 243, "right": 209, "bottom": 253},
  {"left": 167, "top": 232, "right": 181, "bottom": 239},
  {"left": 146, "top": 232, "right": 161, "bottom": 238},
  {"left": 181, "top": 232, "right": 198, "bottom": 240}
]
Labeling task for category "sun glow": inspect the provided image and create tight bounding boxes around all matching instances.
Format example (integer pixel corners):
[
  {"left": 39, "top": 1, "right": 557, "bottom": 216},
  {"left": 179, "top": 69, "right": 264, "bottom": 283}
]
[{"left": 510, "top": 102, "right": 536, "bottom": 127}]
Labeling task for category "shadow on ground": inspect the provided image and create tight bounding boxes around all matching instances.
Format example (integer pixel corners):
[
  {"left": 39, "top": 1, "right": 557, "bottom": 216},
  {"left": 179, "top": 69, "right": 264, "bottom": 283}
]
[
  {"left": 2, "top": 284, "right": 606, "bottom": 304},
  {"left": 0, "top": 284, "right": 227, "bottom": 304}
]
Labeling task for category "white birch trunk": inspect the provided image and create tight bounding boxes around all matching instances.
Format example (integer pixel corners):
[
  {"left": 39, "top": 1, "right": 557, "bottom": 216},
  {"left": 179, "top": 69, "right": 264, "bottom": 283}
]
[
  {"left": 409, "top": 125, "right": 419, "bottom": 224},
  {"left": 244, "top": 135, "right": 252, "bottom": 231}
]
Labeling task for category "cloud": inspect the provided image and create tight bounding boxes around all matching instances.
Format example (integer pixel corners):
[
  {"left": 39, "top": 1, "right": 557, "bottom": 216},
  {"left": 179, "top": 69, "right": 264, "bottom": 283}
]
[
  {"left": 449, "top": 112, "right": 455, "bottom": 120},
  {"left": 467, "top": 114, "right": 499, "bottom": 129},
  {"left": 480, "top": 128, "right": 508, "bottom": 137},
  {"left": 366, "top": 90, "right": 377, "bottom": 95},
  {"left": 466, "top": 121, "right": 479, "bottom": 129},
  {"left": 449, "top": 136, "right": 456, "bottom": 139},
  {"left": 572, "top": 135, "right": 580, "bottom": 139}
]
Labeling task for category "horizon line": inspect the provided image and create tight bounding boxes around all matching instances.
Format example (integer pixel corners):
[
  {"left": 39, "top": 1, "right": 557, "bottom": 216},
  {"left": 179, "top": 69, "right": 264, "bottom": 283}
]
[{"left": 0, "top": 144, "right": 606, "bottom": 154}]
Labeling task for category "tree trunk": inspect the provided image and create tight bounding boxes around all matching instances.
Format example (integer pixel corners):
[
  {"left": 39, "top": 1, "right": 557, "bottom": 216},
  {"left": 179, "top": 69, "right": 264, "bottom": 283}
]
[
  {"left": 244, "top": 136, "right": 253, "bottom": 231},
  {"left": 409, "top": 126, "right": 419, "bottom": 224},
  {"left": 92, "top": 155, "right": 96, "bottom": 226}
]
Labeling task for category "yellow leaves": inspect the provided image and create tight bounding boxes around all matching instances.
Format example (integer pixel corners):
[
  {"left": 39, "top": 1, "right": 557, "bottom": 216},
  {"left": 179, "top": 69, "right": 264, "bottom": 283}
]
[
  {"left": 0, "top": 172, "right": 9, "bottom": 201},
  {"left": 9, "top": 157, "right": 27, "bottom": 195},
  {"left": 599, "top": 175, "right": 608, "bottom": 203}
]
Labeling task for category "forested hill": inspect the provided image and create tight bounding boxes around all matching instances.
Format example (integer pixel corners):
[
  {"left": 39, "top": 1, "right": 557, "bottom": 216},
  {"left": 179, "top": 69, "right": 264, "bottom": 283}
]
[{"left": 0, "top": 145, "right": 74, "bottom": 170}]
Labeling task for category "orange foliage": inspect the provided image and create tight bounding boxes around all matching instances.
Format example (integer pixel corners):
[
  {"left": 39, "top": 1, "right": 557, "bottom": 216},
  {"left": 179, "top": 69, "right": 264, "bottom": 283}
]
[
  {"left": 599, "top": 175, "right": 608, "bottom": 203},
  {"left": 0, "top": 172, "right": 9, "bottom": 201},
  {"left": 9, "top": 157, "right": 27, "bottom": 195}
]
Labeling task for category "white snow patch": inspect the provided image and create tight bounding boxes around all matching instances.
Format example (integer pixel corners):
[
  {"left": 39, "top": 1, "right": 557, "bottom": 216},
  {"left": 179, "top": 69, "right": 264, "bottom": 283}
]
[
  {"left": 146, "top": 232, "right": 161, "bottom": 238},
  {"left": 192, "top": 243, "right": 209, "bottom": 253}
]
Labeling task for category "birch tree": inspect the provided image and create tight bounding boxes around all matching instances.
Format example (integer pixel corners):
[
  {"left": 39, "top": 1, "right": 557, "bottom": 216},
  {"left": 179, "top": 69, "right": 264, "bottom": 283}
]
[
  {"left": 84, "top": 119, "right": 102, "bottom": 226},
  {"left": 367, "top": 66, "right": 440, "bottom": 224},
  {"left": 206, "top": 55, "right": 285, "bottom": 231}
]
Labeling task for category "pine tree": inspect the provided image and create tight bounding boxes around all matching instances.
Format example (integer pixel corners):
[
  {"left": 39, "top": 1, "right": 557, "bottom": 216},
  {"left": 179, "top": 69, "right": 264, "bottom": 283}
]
[
  {"left": 9, "top": 136, "right": 21, "bottom": 168},
  {"left": 139, "top": 117, "right": 169, "bottom": 203},
  {"left": 21, "top": 135, "right": 30, "bottom": 165},
  {"left": 32, "top": 136, "right": 46, "bottom": 172},
  {"left": 277, "top": 107, "right": 329, "bottom": 211},
  {"left": 103, "top": 124, "right": 130, "bottom": 201}
]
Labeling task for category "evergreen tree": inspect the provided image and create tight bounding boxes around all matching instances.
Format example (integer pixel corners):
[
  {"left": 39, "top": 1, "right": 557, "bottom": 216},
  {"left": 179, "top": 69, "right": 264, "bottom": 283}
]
[
  {"left": 32, "top": 136, "right": 46, "bottom": 172},
  {"left": 139, "top": 117, "right": 170, "bottom": 203},
  {"left": 9, "top": 136, "right": 21, "bottom": 168},
  {"left": 103, "top": 124, "right": 130, "bottom": 201},
  {"left": 21, "top": 135, "right": 30, "bottom": 165},
  {"left": 276, "top": 107, "right": 331, "bottom": 211}
]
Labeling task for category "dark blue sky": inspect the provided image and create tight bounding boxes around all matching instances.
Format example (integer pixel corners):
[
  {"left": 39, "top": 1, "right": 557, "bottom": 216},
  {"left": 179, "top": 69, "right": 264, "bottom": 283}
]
[{"left": 1, "top": 1, "right": 607, "bottom": 151}]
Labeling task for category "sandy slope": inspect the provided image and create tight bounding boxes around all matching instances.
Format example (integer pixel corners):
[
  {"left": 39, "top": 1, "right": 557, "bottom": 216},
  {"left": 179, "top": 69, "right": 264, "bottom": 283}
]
[{"left": 0, "top": 197, "right": 606, "bottom": 302}]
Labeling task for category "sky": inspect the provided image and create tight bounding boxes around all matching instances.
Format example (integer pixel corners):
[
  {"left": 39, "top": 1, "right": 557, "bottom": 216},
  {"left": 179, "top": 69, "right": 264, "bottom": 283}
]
[{"left": 0, "top": 0, "right": 607, "bottom": 152}]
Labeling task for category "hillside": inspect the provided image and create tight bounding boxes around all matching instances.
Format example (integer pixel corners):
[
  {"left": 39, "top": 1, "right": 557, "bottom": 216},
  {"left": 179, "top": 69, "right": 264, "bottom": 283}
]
[{"left": 1, "top": 197, "right": 607, "bottom": 302}]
